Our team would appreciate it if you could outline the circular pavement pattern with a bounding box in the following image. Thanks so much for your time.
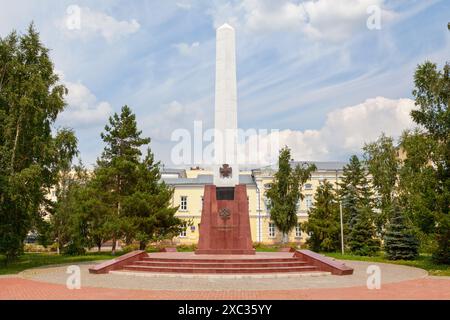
[19,260,428,291]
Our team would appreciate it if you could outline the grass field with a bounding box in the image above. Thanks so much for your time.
[0,252,119,275]
[324,252,450,276]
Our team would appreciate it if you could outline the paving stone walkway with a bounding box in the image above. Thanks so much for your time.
[1,260,449,300]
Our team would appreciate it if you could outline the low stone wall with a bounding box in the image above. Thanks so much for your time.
[294,250,354,275]
[89,250,148,274]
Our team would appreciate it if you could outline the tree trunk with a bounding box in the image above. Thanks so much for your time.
[139,241,146,251]
[111,236,116,255]
[282,232,288,244]
[10,113,22,172]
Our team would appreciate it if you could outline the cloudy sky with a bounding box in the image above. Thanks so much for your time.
[1,0,449,167]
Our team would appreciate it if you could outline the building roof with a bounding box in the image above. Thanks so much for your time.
[161,168,187,178]
[290,161,347,171]
[162,174,255,186]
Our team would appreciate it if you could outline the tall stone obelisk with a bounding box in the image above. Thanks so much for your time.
[213,23,239,187]
[196,24,255,255]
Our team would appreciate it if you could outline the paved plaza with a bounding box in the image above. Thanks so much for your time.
[1,259,449,300]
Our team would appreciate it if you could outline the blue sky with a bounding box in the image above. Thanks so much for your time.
[0,0,449,167]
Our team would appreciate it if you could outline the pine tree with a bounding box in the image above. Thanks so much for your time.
[338,155,372,229]
[348,207,380,256]
[95,105,150,254]
[384,204,419,260]
[303,180,340,252]
[266,147,315,243]
[93,106,183,252]
[121,148,183,250]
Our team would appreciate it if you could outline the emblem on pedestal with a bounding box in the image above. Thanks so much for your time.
[220,164,232,178]
[219,208,231,220]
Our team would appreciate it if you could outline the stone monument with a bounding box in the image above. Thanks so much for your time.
[196,24,255,255]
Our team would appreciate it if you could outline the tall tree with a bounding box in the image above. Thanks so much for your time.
[410,61,450,263]
[363,134,400,231]
[303,180,341,252]
[266,147,316,243]
[0,25,76,260]
[338,155,374,229]
[348,207,380,256]
[96,105,150,254]
[384,203,419,260]
[121,148,183,250]
[94,105,183,252]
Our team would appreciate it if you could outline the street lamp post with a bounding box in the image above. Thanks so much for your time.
[339,201,344,255]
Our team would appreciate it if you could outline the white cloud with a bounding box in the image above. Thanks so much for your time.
[173,41,200,55]
[57,72,112,128]
[144,100,205,141]
[209,0,395,42]
[60,6,140,42]
[176,2,192,10]
[244,96,416,163]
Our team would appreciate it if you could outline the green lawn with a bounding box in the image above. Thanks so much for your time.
[324,252,450,276]
[0,252,119,275]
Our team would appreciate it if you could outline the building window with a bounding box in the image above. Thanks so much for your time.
[268,223,276,238]
[304,183,312,190]
[295,224,302,238]
[180,196,187,211]
[305,195,313,210]
[265,198,272,212]
[180,228,187,237]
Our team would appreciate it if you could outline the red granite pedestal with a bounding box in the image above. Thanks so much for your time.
[196,184,255,255]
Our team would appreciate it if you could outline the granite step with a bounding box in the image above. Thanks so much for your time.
[141,257,300,263]
[133,260,309,268]
[122,265,318,274]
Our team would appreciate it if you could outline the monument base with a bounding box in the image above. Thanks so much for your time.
[196,184,255,255]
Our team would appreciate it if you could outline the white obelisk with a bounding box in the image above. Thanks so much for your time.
[213,23,239,187]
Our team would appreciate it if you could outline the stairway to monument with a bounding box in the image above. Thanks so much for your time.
[89,250,354,275]
[120,255,319,274]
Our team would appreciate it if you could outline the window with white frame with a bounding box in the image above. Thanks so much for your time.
[295,224,302,238]
[305,195,313,209]
[179,228,187,237]
[268,222,276,238]
[180,196,187,211]
[304,183,312,190]
[265,198,272,212]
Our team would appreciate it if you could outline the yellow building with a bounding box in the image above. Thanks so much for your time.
[162,161,345,245]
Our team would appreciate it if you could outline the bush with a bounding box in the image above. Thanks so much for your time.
[176,244,197,252]
[121,244,140,253]
[24,244,53,253]
[62,242,86,256]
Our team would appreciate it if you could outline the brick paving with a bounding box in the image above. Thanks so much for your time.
[0,276,449,300]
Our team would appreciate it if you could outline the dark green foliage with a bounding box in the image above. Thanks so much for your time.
[0,25,77,261]
[384,205,419,260]
[303,180,340,252]
[363,134,400,232]
[348,207,380,256]
[409,61,450,263]
[91,106,184,252]
[339,155,374,228]
[266,147,316,243]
